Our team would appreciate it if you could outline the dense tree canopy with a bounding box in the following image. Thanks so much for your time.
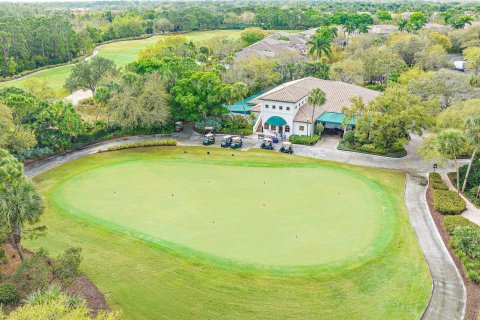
[171,71,229,121]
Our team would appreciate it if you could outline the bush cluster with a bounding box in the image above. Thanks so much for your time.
[194,116,253,135]
[451,226,480,283]
[337,140,407,158]
[105,139,177,152]
[289,134,320,146]
[15,147,53,162]
[53,247,82,285]
[220,116,253,135]
[0,248,8,264]
[429,172,449,190]
[453,158,480,206]
[444,215,479,235]
[432,190,466,215]
[0,284,20,304]
[194,117,223,133]
[8,247,84,300]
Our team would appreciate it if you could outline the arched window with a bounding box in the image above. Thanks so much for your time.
[264,123,269,130]
[285,125,290,133]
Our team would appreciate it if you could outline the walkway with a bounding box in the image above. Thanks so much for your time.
[441,173,480,226]
[405,175,466,320]
[24,134,468,320]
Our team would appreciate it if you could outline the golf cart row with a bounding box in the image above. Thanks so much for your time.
[261,138,293,154]
[220,135,243,149]
[203,133,243,149]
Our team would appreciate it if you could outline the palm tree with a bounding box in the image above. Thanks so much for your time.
[398,19,409,32]
[451,15,473,29]
[437,129,467,192]
[0,178,45,260]
[307,88,326,136]
[229,82,249,118]
[462,116,480,192]
[308,35,332,61]
[344,21,356,44]
[358,24,370,34]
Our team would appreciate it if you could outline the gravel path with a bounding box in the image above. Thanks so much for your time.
[24,133,468,320]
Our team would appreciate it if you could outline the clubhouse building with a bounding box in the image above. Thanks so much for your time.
[249,77,380,138]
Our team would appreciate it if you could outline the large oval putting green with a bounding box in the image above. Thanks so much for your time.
[50,147,395,269]
[31,147,431,319]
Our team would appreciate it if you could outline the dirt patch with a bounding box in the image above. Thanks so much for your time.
[0,243,22,275]
[427,187,480,320]
[65,275,110,316]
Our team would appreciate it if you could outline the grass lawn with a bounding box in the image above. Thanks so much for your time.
[27,147,431,319]
[0,30,243,98]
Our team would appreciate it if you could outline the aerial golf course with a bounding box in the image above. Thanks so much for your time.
[0,30,244,98]
[27,147,431,319]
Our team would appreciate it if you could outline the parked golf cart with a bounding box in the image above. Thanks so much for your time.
[279,141,293,154]
[175,121,184,132]
[203,133,215,146]
[204,126,215,134]
[230,136,243,149]
[221,135,233,148]
[260,138,274,150]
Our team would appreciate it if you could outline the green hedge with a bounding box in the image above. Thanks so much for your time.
[444,215,479,235]
[337,140,407,158]
[289,134,320,146]
[104,139,177,152]
[429,173,449,190]
[432,190,466,215]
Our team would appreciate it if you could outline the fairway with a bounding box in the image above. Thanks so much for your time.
[28,147,431,319]
[0,30,243,98]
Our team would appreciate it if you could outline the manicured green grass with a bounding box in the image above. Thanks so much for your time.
[0,30,243,98]
[27,147,431,320]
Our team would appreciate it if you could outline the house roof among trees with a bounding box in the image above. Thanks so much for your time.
[235,32,309,60]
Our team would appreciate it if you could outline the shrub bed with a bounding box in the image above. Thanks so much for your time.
[105,139,177,152]
[289,134,320,146]
[194,116,253,136]
[432,190,467,215]
[0,284,20,303]
[451,158,480,207]
[451,226,480,283]
[337,140,407,158]
[444,215,479,235]
[429,172,449,190]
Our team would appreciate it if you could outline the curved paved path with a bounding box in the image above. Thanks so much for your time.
[405,175,465,320]
[24,134,467,320]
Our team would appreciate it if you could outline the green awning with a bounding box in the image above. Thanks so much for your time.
[223,90,267,114]
[317,112,355,126]
[266,116,287,126]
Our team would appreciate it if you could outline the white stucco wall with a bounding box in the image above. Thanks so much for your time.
[292,121,314,136]
[259,97,309,138]
[260,100,296,138]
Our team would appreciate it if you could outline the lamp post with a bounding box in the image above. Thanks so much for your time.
[433,163,438,173]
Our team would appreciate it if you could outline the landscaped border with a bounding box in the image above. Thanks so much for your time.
[426,185,480,320]
[337,140,407,158]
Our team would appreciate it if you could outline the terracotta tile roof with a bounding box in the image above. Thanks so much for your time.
[235,32,309,60]
[258,84,309,103]
[249,104,261,112]
[251,77,381,123]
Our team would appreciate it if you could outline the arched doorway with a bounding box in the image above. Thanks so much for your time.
[265,116,287,137]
